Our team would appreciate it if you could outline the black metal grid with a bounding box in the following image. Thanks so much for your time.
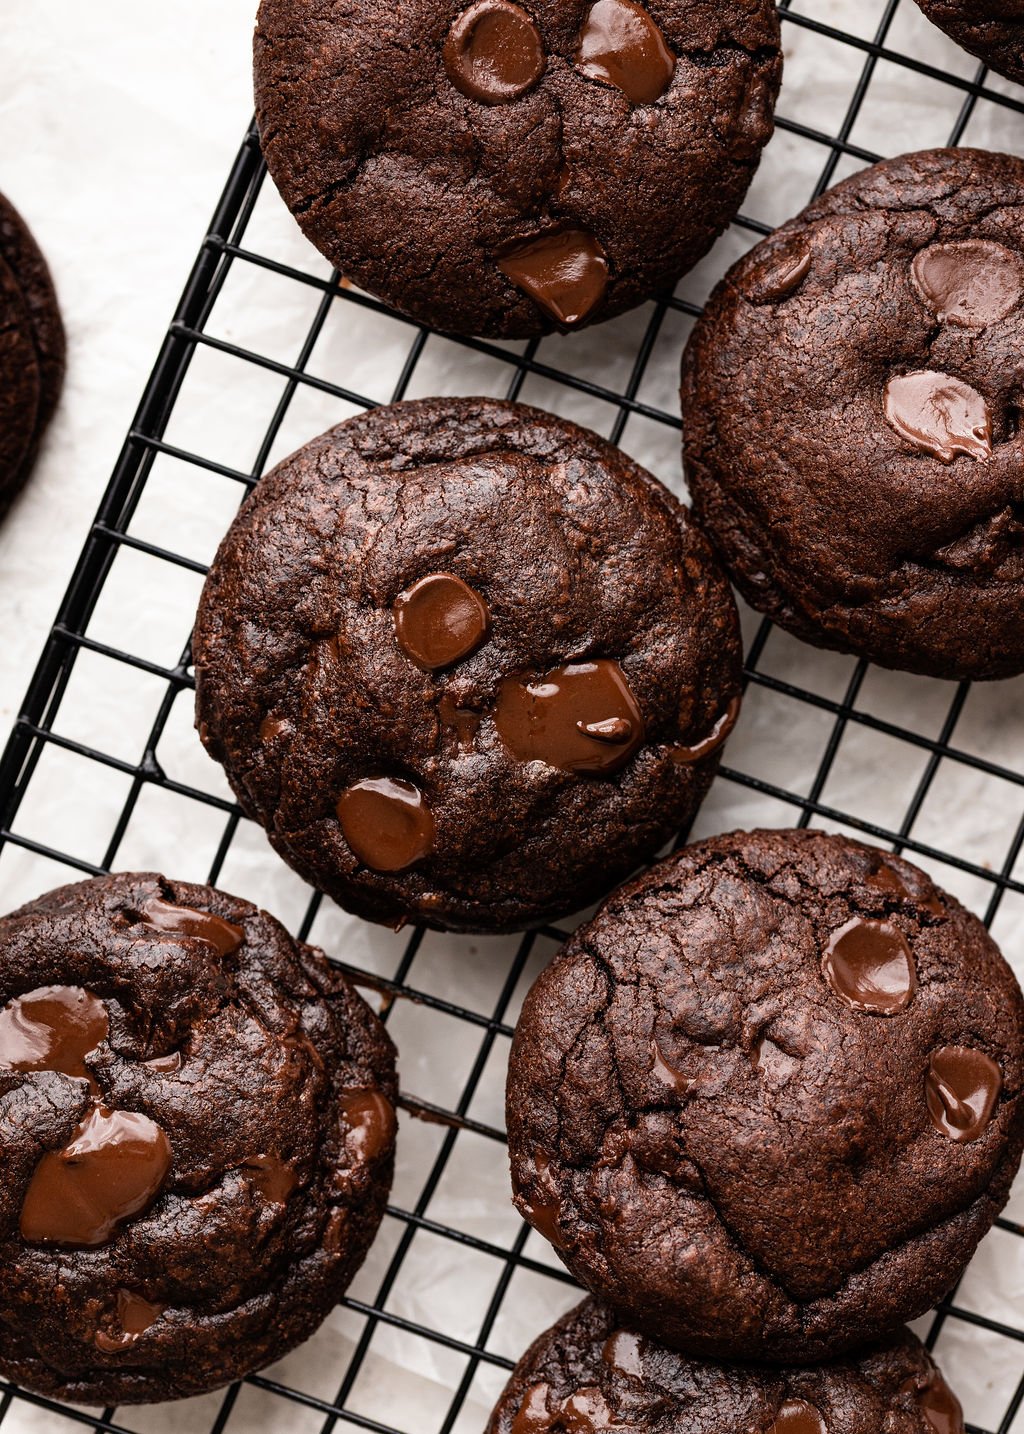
[1,1,1023,1430]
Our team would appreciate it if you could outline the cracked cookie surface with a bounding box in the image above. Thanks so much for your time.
[914,1,1024,85]
[0,872,397,1404]
[506,828,1024,1362]
[193,398,742,934]
[0,191,64,514]
[681,148,1024,679]
[254,0,781,337]
[486,1298,965,1433]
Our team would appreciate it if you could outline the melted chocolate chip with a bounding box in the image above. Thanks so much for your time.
[141,896,245,958]
[901,1369,965,1434]
[926,1046,1002,1143]
[21,1105,172,1248]
[241,1153,298,1204]
[521,1153,565,1248]
[444,0,545,105]
[601,1329,643,1378]
[337,776,436,872]
[0,985,108,1081]
[559,1387,616,1431]
[746,237,813,303]
[884,371,992,464]
[576,0,675,104]
[339,1089,397,1164]
[438,695,482,751]
[393,572,490,670]
[260,715,291,742]
[672,694,742,764]
[822,917,916,1015]
[498,229,609,327]
[94,1290,165,1352]
[495,659,645,775]
[511,1384,553,1434]
[754,1034,802,1082]
[145,1051,183,1074]
[770,1401,827,1434]
[867,862,945,918]
[650,1037,691,1094]
[912,240,1023,328]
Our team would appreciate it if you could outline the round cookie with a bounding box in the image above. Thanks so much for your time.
[914,1,1024,86]
[487,1299,965,1433]
[254,0,782,338]
[193,399,742,934]
[506,828,1024,1363]
[0,872,397,1404]
[681,148,1024,680]
[0,191,64,512]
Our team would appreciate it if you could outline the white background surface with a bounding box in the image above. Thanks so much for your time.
[0,0,256,730]
[0,4,1023,1432]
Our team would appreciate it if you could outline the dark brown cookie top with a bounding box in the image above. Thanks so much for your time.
[506,829,1024,1363]
[487,1299,965,1434]
[681,148,1024,680]
[254,0,781,337]
[193,399,742,934]
[915,1,1024,85]
[0,873,397,1405]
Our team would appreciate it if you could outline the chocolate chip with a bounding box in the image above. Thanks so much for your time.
[0,986,108,1082]
[336,776,436,873]
[393,572,490,670]
[576,0,676,104]
[912,239,1023,327]
[926,1046,1002,1143]
[141,896,245,958]
[497,229,609,327]
[444,0,545,105]
[339,1089,398,1164]
[495,659,645,775]
[883,370,992,464]
[822,917,916,1015]
[21,1105,172,1248]
[770,1401,827,1434]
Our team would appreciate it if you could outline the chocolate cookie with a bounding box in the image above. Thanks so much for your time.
[193,399,742,934]
[0,191,64,512]
[681,148,1024,680]
[487,1299,965,1433]
[254,0,781,338]
[507,828,1024,1363]
[915,2,1024,86]
[0,872,397,1404]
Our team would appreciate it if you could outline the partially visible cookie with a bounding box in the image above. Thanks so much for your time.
[193,398,742,934]
[254,0,782,337]
[0,872,397,1405]
[0,191,64,512]
[0,253,41,504]
[487,1299,965,1433]
[915,1,1024,85]
[681,148,1024,679]
[507,828,1024,1362]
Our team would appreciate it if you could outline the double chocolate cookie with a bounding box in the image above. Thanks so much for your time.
[487,1299,965,1433]
[507,829,1024,1362]
[193,399,742,934]
[0,873,397,1404]
[0,191,64,513]
[254,0,781,337]
[914,2,1024,86]
[681,148,1024,679]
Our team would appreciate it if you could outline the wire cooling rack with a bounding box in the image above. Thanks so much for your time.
[2,2,1024,1431]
